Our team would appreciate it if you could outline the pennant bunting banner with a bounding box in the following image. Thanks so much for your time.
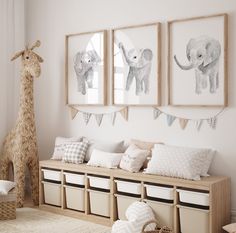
[179,118,188,130]
[70,107,79,120]
[167,115,176,126]
[83,112,91,125]
[153,108,162,120]
[95,114,103,126]
[120,107,128,121]
[207,117,217,129]
[195,120,203,131]
[111,112,116,126]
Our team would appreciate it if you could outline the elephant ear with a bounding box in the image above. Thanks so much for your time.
[73,51,82,65]
[89,50,101,64]
[203,39,221,66]
[142,49,153,61]
[186,38,195,61]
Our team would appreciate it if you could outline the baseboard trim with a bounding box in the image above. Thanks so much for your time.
[231,210,236,223]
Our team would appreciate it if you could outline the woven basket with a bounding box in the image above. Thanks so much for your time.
[142,220,173,233]
[0,189,16,220]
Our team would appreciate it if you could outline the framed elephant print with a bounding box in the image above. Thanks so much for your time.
[65,30,107,105]
[168,14,228,106]
[112,23,161,106]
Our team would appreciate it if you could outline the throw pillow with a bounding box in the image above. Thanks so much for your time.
[0,180,16,195]
[62,141,89,164]
[87,149,123,169]
[146,144,212,180]
[85,140,125,162]
[119,144,149,172]
[51,136,82,160]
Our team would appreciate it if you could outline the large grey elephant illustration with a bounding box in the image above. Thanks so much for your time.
[74,49,101,95]
[119,42,153,96]
[174,35,221,94]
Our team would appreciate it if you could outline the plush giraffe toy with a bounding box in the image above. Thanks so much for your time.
[0,40,43,207]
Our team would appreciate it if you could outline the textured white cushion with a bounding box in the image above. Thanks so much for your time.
[111,201,155,233]
[201,149,215,176]
[85,140,125,162]
[146,144,212,180]
[119,144,149,172]
[62,141,89,164]
[0,180,16,195]
[87,149,123,169]
[51,136,82,160]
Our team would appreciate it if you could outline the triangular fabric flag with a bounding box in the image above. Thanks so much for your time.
[120,107,128,121]
[207,117,217,129]
[95,114,103,126]
[70,107,79,120]
[195,119,203,131]
[153,108,162,120]
[111,112,116,126]
[83,112,91,125]
[166,115,176,126]
[179,118,188,130]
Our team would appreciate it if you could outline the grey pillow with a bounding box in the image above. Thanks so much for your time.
[85,139,125,162]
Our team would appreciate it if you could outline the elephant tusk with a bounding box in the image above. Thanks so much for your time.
[174,55,194,70]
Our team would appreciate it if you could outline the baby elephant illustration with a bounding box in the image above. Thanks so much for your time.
[119,42,153,95]
[74,50,101,95]
[174,35,221,94]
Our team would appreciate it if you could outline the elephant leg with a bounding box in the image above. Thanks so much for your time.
[28,157,39,206]
[81,76,86,95]
[209,72,217,93]
[0,157,10,180]
[135,78,142,96]
[14,161,26,208]
[86,69,94,88]
[125,68,135,91]
[195,70,202,94]
[143,76,150,94]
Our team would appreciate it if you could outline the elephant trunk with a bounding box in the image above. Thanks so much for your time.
[174,55,194,70]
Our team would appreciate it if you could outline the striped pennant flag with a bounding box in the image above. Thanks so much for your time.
[153,108,162,120]
[95,114,103,126]
[207,117,217,129]
[195,119,203,131]
[83,112,91,125]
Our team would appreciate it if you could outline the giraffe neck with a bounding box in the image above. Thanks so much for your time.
[16,71,36,127]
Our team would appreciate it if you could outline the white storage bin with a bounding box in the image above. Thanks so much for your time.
[144,184,174,200]
[42,169,61,182]
[115,194,141,220]
[64,172,85,186]
[43,181,61,206]
[178,205,209,233]
[177,189,209,206]
[88,176,110,190]
[145,199,174,229]
[65,186,85,211]
[115,180,141,195]
[88,190,110,217]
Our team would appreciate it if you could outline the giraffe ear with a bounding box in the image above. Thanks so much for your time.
[11,50,24,61]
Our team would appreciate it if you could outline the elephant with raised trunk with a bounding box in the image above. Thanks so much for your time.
[74,49,101,95]
[119,42,153,96]
[174,35,221,94]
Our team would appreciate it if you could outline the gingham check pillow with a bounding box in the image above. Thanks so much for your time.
[63,142,89,164]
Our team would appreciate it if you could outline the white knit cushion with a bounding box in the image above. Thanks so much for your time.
[0,180,16,195]
[119,144,149,172]
[51,136,82,160]
[146,144,212,180]
[62,141,89,164]
[85,140,125,162]
[87,149,123,169]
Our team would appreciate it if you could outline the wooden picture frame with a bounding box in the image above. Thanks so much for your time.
[112,23,161,106]
[65,30,107,106]
[167,14,228,107]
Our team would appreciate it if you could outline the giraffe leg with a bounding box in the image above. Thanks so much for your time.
[28,157,39,206]
[0,157,10,180]
[14,161,26,208]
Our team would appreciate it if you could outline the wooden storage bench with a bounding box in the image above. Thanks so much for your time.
[39,160,231,233]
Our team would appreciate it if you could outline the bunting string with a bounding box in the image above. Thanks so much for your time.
[69,106,128,126]
[153,107,225,130]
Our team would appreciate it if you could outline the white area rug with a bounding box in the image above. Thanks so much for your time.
[0,208,111,233]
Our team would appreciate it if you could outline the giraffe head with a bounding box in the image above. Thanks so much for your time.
[11,40,43,78]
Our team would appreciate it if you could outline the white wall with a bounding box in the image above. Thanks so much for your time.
[25,0,236,216]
